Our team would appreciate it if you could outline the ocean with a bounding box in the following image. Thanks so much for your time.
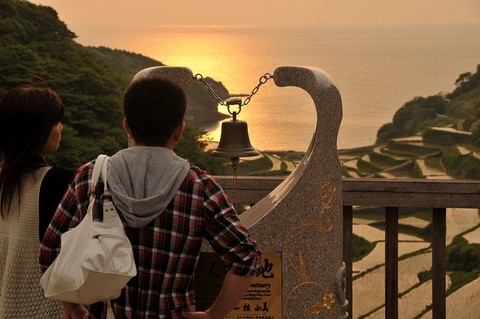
[81,24,480,151]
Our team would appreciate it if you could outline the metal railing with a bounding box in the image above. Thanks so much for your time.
[214,176,480,319]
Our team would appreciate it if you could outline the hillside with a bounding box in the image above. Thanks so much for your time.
[86,46,230,125]
[0,0,229,168]
[339,64,480,179]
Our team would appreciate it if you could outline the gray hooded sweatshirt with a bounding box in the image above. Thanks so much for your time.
[106,146,190,228]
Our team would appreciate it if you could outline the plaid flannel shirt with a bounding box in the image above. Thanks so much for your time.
[39,161,261,318]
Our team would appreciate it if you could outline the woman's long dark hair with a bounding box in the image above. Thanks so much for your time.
[0,84,65,218]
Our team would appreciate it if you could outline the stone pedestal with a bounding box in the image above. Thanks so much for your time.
[240,66,347,318]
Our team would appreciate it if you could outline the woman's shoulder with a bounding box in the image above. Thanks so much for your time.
[43,166,77,186]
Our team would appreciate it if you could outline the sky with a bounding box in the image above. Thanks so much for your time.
[30,0,480,31]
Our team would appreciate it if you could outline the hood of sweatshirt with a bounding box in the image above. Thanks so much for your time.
[106,146,190,228]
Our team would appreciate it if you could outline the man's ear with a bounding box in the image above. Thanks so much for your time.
[174,121,186,143]
[123,118,134,140]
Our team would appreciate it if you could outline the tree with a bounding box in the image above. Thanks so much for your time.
[376,95,448,143]
[448,64,480,99]
[176,126,229,175]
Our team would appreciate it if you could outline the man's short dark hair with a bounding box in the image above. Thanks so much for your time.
[123,78,187,146]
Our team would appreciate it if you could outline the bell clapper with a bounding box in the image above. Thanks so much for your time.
[230,157,239,210]
[231,157,240,171]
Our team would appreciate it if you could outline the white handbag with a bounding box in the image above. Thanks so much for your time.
[40,155,137,312]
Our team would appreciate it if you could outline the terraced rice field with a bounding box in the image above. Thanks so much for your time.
[415,159,452,179]
[446,208,480,244]
[352,209,480,318]
[370,276,452,319]
[420,277,480,318]
[353,252,448,318]
[400,216,430,228]
[463,227,480,244]
[265,154,282,171]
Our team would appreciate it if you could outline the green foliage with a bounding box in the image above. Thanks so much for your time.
[238,156,274,176]
[377,64,480,145]
[441,147,480,179]
[376,95,449,143]
[0,0,75,45]
[0,0,129,168]
[448,64,480,99]
[445,234,480,294]
[417,270,432,282]
[87,46,164,78]
[358,64,480,179]
[352,234,375,262]
[175,126,229,175]
[447,235,480,272]
[448,271,480,294]
[423,127,473,144]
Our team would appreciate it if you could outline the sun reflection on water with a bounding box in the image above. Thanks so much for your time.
[129,26,259,94]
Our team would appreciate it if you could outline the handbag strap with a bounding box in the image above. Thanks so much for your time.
[100,156,111,196]
[89,155,122,227]
[91,154,109,192]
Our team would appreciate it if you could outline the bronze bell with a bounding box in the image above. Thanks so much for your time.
[212,119,260,158]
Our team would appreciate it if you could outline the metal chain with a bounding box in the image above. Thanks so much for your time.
[194,73,273,108]
[242,73,273,106]
[194,73,226,106]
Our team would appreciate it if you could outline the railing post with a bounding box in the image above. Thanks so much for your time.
[343,205,353,319]
[385,206,399,319]
[432,207,446,318]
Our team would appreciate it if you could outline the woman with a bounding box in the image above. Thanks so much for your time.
[0,84,75,318]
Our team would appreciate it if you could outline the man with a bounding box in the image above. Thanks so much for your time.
[40,75,261,319]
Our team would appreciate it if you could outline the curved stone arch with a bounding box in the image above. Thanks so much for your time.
[241,66,346,318]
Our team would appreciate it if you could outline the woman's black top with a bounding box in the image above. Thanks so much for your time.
[39,166,76,241]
